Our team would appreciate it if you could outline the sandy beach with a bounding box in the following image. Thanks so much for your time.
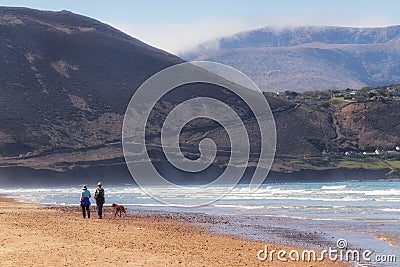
[0,197,349,267]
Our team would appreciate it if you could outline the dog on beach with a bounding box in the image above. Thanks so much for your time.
[112,203,126,217]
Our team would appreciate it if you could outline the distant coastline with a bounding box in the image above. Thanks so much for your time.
[0,163,396,186]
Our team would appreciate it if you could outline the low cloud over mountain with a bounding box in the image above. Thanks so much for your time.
[184,26,400,91]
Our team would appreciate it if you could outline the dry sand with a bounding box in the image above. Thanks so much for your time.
[0,198,349,267]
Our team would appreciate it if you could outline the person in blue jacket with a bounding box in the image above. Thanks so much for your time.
[80,185,91,219]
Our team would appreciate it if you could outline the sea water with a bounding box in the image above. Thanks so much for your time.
[1,181,399,266]
[1,181,398,221]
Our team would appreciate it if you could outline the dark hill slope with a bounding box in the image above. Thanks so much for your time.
[0,7,182,155]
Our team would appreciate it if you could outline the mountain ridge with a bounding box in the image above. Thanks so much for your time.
[184,25,400,92]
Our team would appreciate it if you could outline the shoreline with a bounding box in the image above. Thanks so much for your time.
[0,197,349,266]
[0,163,397,186]
[3,187,398,266]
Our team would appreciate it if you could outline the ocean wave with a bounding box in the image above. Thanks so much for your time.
[213,204,265,210]
[380,208,400,212]
[121,203,168,207]
[321,185,347,190]
[364,189,400,196]
[379,198,400,202]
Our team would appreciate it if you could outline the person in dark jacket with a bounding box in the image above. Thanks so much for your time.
[94,182,105,219]
[80,185,91,219]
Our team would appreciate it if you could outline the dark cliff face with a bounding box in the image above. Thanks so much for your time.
[185,26,400,92]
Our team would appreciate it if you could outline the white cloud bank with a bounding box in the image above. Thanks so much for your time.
[108,12,399,55]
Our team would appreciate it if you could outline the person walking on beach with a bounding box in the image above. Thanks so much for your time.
[94,182,105,219]
[80,185,91,219]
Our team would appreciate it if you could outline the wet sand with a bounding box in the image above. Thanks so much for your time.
[0,198,349,266]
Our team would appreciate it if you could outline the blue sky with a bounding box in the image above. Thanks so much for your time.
[1,0,399,54]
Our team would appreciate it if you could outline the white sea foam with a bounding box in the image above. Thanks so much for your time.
[379,198,400,202]
[364,189,400,196]
[121,203,168,207]
[380,208,400,212]
[321,185,347,190]
[213,204,265,210]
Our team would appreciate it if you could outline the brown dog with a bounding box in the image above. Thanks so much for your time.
[112,203,126,217]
